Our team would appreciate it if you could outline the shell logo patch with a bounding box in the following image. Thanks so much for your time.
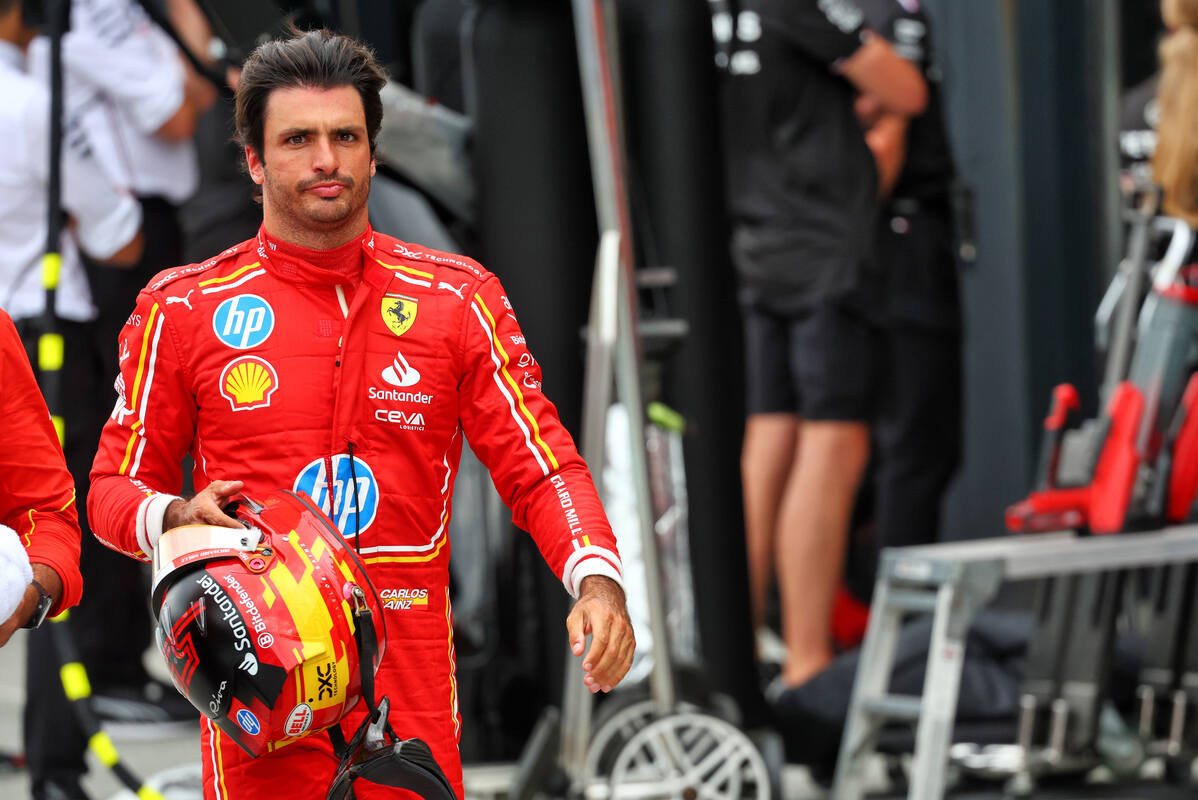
[220,356,279,411]
[381,294,418,337]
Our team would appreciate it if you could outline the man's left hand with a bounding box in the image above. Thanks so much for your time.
[566,575,635,693]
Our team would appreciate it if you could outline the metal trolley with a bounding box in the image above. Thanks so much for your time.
[541,2,773,799]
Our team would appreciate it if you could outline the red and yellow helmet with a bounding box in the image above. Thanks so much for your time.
[150,490,385,756]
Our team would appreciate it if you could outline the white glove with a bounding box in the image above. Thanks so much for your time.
[0,524,33,624]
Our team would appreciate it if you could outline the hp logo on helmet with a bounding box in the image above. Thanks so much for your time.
[236,708,261,735]
[293,455,379,536]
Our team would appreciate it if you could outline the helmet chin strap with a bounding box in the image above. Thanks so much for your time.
[350,585,379,715]
[324,587,456,800]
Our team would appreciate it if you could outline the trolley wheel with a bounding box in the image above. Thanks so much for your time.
[607,712,770,800]
[583,698,702,784]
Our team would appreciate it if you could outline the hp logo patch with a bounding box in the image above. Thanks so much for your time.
[212,295,274,349]
[293,455,379,536]
[236,708,261,735]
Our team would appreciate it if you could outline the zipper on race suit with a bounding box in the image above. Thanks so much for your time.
[322,454,337,528]
[330,285,362,549]
[334,285,349,367]
[347,440,361,552]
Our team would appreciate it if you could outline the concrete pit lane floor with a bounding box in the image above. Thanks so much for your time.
[0,631,1194,799]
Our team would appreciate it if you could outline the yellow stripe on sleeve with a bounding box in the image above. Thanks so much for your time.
[21,488,75,549]
[119,303,159,476]
[128,305,160,410]
[474,295,559,470]
[375,260,434,280]
[198,261,261,287]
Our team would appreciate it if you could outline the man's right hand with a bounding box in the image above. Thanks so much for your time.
[163,480,246,531]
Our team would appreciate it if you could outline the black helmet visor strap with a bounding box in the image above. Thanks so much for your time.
[324,600,455,800]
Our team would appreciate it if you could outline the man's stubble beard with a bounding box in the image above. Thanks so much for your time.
[262,166,371,232]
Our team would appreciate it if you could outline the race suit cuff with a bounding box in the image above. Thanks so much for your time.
[565,556,624,599]
[137,493,183,555]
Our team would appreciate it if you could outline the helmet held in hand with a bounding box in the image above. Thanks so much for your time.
[150,490,384,757]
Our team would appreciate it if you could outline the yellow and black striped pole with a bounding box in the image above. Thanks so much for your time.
[50,612,166,800]
[36,1,164,797]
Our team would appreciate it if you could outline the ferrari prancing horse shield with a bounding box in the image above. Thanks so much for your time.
[381,294,418,337]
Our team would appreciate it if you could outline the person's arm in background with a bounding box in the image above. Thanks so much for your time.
[850,0,934,197]
[776,0,927,116]
[166,0,241,91]
[0,311,83,647]
[838,32,926,116]
[58,13,213,144]
[22,88,144,266]
[859,98,910,198]
[164,0,214,68]
[163,0,234,105]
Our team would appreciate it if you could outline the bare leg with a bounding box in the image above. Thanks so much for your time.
[741,413,800,633]
[776,419,870,687]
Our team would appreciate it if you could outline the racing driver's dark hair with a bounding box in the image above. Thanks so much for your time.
[234,27,387,165]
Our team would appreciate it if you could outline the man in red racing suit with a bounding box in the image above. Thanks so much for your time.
[88,29,633,800]
[0,310,83,641]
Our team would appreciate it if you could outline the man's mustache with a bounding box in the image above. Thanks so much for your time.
[297,174,356,190]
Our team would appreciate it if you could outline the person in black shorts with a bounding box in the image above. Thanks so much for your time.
[853,0,962,570]
[712,0,927,689]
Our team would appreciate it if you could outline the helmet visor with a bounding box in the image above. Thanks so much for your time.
[151,525,263,613]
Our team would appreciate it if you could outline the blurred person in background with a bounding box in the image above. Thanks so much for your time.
[0,0,149,795]
[713,0,927,691]
[851,0,961,577]
[14,0,209,795]
[1153,0,1198,227]
[165,0,265,263]
[28,0,214,372]
[1120,71,1158,192]
[0,308,85,647]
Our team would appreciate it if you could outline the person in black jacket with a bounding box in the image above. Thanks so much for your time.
[713,0,926,689]
[852,0,962,571]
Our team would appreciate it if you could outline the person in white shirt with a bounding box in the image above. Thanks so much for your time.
[0,2,182,798]
[0,9,142,320]
[27,0,212,369]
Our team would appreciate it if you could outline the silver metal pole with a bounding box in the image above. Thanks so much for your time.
[568,0,674,715]
[559,232,622,778]
[561,0,679,786]
[1088,0,1122,286]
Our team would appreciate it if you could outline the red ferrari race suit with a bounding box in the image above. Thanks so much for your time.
[88,226,624,799]
[0,310,83,616]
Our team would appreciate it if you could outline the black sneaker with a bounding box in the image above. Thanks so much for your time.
[91,679,198,740]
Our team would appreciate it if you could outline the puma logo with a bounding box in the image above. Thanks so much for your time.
[438,282,466,300]
[165,289,194,310]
